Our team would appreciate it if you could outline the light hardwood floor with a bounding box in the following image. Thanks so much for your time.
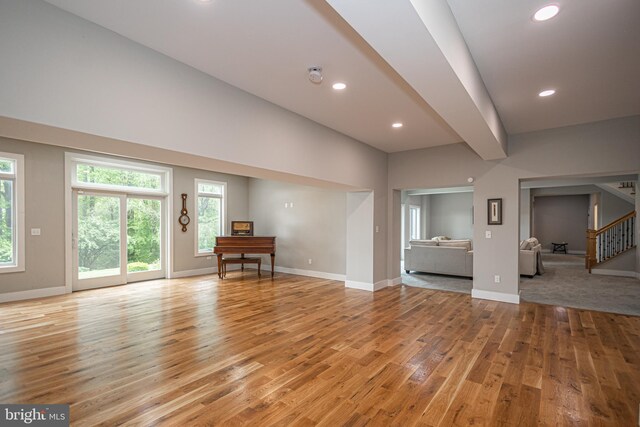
[1,272,639,426]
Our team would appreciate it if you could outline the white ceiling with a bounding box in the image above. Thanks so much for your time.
[42,0,640,153]
[447,0,640,134]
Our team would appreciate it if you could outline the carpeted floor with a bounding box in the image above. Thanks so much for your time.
[401,264,472,295]
[519,253,640,316]
[402,254,640,316]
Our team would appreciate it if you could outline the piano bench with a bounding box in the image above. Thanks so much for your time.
[221,257,262,278]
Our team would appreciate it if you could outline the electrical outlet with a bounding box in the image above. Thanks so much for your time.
[308,259,312,265]
[31,228,41,236]
[485,230,492,238]
[494,275,501,283]
[206,256,212,260]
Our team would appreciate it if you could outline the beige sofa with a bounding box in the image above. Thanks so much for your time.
[404,238,473,278]
[404,236,544,278]
[519,237,544,277]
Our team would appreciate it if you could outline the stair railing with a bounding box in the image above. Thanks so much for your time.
[586,210,636,272]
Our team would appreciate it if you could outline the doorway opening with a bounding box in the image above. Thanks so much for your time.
[400,186,474,294]
[519,174,639,315]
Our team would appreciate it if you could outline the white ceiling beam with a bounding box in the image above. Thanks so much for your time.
[325,0,507,160]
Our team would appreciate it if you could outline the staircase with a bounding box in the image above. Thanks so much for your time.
[586,211,636,273]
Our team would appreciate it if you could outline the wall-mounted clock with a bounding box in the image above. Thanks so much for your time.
[179,193,190,232]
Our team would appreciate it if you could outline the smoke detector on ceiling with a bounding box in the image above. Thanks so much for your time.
[308,66,323,84]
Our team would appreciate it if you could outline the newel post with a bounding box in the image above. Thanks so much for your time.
[586,229,597,273]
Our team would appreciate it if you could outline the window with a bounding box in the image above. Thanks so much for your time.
[195,179,225,255]
[76,164,161,191]
[0,152,25,272]
[70,154,169,194]
[409,205,421,240]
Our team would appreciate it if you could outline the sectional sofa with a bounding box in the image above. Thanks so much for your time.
[404,236,544,278]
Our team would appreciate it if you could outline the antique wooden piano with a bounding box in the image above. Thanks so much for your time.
[213,236,276,278]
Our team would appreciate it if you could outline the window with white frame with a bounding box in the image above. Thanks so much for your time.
[71,157,168,194]
[195,179,225,254]
[409,205,421,240]
[0,152,25,272]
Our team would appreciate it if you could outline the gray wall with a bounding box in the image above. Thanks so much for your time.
[388,116,640,297]
[428,192,473,239]
[0,136,250,294]
[533,195,589,253]
[600,190,634,226]
[0,0,389,285]
[248,179,346,275]
[593,248,636,273]
[0,138,65,293]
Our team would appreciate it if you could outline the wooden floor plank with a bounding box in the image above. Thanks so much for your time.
[0,273,639,426]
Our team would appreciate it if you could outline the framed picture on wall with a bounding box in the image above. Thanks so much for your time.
[487,198,502,225]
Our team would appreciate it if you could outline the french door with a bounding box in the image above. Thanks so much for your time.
[72,190,165,291]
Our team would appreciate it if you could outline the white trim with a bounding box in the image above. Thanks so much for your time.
[64,152,172,290]
[171,267,218,279]
[67,152,171,193]
[373,279,389,291]
[72,182,169,197]
[65,154,72,292]
[172,264,242,279]
[471,289,520,304]
[591,269,639,279]
[260,264,346,281]
[540,249,586,255]
[388,277,402,286]
[345,279,387,292]
[345,280,376,291]
[0,286,66,304]
[0,151,25,273]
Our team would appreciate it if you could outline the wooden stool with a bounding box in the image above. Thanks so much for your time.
[221,257,262,278]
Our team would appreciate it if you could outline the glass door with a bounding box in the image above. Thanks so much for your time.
[126,197,164,282]
[73,192,166,290]
[73,191,126,291]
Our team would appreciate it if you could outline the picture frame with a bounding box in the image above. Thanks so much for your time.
[487,198,502,225]
[231,221,254,236]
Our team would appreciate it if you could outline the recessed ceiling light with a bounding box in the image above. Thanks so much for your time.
[533,5,559,21]
[392,122,403,128]
[332,82,347,90]
[538,89,556,97]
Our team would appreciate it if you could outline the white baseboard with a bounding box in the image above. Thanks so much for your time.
[170,267,218,279]
[0,286,67,304]
[471,289,520,304]
[388,277,402,286]
[373,280,389,291]
[345,280,383,292]
[260,265,346,281]
[540,249,586,255]
[592,269,639,279]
